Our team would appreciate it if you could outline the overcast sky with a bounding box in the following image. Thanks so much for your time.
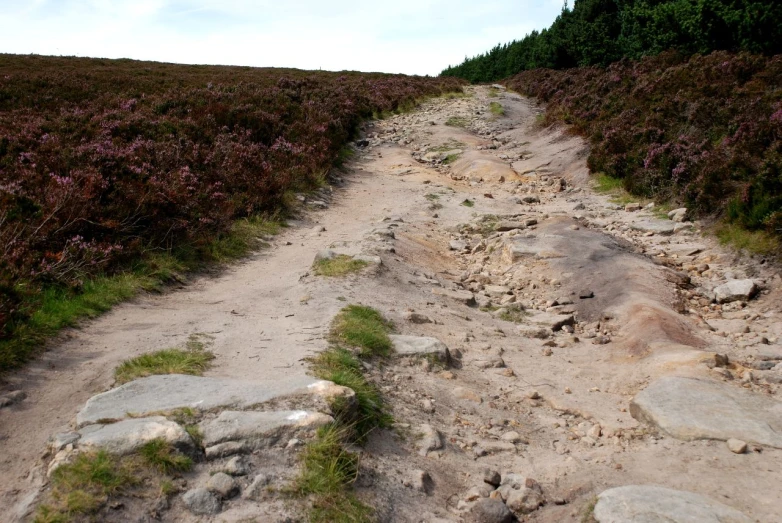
[0,0,563,76]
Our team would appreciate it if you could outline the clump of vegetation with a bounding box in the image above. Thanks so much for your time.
[506,51,782,250]
[443,153,461,165]
[489,101,505,116]
[114,338,215,385]
[427,139,465,153]
[0,54,464,372]
[445,116,468,127]
[461,199,475,207]
[487,87,500,98]
[295,304,394,522]
[138,439,193,475]
[498,308,529,324]
[329,305,393,358]
[312,255,369,277]
[441,0,782,82]
[294,424,372,523]
[36,440,192,522]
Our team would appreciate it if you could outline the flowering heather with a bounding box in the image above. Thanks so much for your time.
[506,51,782,241]
[0,54,463,348]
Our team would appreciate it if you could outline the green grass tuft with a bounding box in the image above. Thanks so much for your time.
[114,345,215,385]
[498,308,529,324]
[461,199,474,207]
[138,439,193,474]
[330,305,393,357]
[310,347,392,440]
[312,255,369,277]
[716,223,780,255]
[443,153,461,164]
[294,424,372,523]
[35,451,138,522]
[489,101,505,116]
[445,116,468,127]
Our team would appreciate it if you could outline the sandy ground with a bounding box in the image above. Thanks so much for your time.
[2,86,781,522]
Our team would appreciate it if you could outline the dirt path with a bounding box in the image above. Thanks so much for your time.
[2,86,781,522]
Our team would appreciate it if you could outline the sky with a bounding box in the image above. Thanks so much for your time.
[0,0,564,76]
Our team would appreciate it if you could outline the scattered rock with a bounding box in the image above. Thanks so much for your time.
[630,376,782,448]
[223,455,250,476]
[77,374,333,426]
[182,488,221,516]
[483,469,501,488]
[199,410,334,452]
[578,290,594,299]
[432,287,476,306]
[417,424,444,456]
[452,387,483,403]
[630,220,675,236]
[668,208,688,222]
[78,416,193,455]
[713,279,758,303]
[390,335,451,363]
[405,311,433,324]
[408,469,434,494]
[594,485,752,523]
[243,473,271,500]
[0,390,26,408]
[469,498,514,523]
[497,474,545,515]
[727,438,748,454]
[625,203,641,212]
[207,472,239,499]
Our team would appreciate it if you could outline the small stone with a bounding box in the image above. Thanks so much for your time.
[453,387,483,403]
[410,469,434,494]
[243,473,271,500]
[469,498,513,523]
[501,431,523,443]
[182,488,221,515]
[0,390,26,408]
[405,311,433,324]
[592,335,611,345]
[578,290,594,299]
[564,387,572,394]
[417,424,443,455]
[587,425,602,439]
[727,438,748,454]
[528,390,541,400]
[207,472,239,499]
[223,456,249,476]
[625,203,641,212]
[483,469,501,487]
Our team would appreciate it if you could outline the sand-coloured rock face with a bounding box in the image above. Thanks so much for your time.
[630,376,782,448]
[594,485,752,523]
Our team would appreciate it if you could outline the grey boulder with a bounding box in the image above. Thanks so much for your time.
[713,279,758,303]
[630,376,782,448]
[594,485,752,522]
[182,487,221,515]
[78,416,193,455]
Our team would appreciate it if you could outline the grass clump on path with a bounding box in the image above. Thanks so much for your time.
[489,101,505,116]
[295,304,394,522]
[35,440,192,523]
[312,255,369,277]
[114,338,215,385]
[445,116,468,127]
[294,423,372,523]
[330,305,393,358]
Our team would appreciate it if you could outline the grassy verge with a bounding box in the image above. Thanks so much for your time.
[312,255,369,277]
[489,101,505,116]
[35,440,192,523]
[294,304,394,522]
[329,305,393,358]
[1,215,283,374]
[715,223,780,256]
[114,340,215,385]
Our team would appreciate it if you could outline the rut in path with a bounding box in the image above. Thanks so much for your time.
[2,85,781,522]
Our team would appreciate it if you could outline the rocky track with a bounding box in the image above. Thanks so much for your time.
[2,86,781,522]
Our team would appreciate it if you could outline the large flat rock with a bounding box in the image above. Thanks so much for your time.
[594,485,752,523]
[78,416,193,455]
[525,311,575,332]
[390,335,450,362]
[630,376,782,448]
[77,374,325,427]
[630,220,675,236]
[200,410,332,449]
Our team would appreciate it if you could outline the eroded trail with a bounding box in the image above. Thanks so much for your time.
[2,86,781,522]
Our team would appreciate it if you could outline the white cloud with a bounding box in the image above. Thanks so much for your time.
[0,0,562,75]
